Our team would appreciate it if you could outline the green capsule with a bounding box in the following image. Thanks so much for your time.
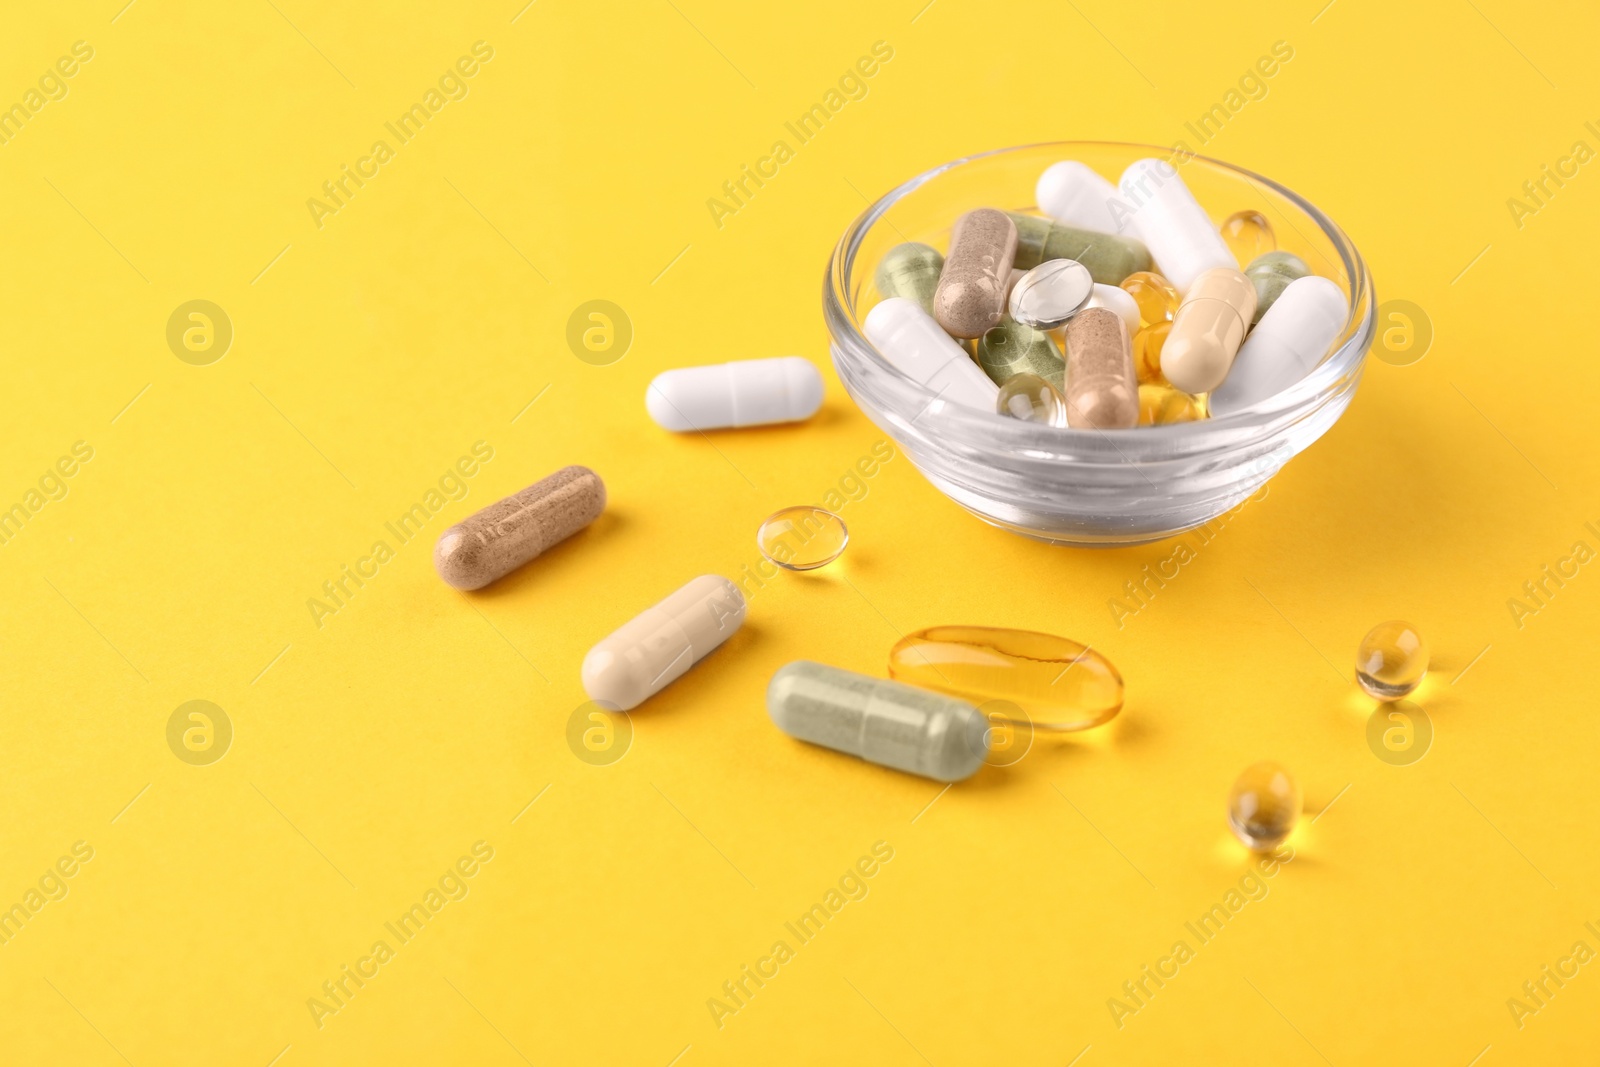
[874,242,945,316]
[978,315,1065,388]
[1006,212,1151,284]
[1244,251,1311,324]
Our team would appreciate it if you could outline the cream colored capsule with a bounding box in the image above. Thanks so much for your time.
[1160,267,1257,394]
[1064,307,1137,429]
[582,575,745,711]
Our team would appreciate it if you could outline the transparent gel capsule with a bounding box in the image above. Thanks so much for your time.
[1138,384,1204,426]
[1133,321,1170,384]
[757,506,848,571]
[1227,761,1301,851]
[1355,620,1429,700]
[1119,271,1179,329]
[1008,259,1094,330]
[996,373,1068,428]
[887,625,1123,731]
[1221,210,1276,263]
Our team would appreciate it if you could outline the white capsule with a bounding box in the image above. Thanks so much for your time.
[1036,161,1125,235]
[1118,158,1234,293]
[646,357,823,432]
[582,575,745,711]
[1082,283,1140,335]
[1210,277,1347,416]
[862,297,999,411]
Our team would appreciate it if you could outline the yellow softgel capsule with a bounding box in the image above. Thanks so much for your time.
[1220,209,1275,264]
[1355,620,1429,700]
[887,625,1122,731]
[1118,271,1179,329]
[1138,384,1204,426]
[1132,321,1170,384]
[1227,761,1301,851]
[757,506,848,571]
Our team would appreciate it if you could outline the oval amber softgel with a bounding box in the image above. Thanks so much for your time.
[757,506,848,572]
[1227,761,1301,851]
[1119,271,1179,329]
[1138,384,1204,426]
[1132,323,1171,385]
[1355,620,1429,700]
[887,626,1123,731]
[1220,210,1276,264]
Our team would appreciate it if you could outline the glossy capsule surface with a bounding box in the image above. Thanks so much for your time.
[887,626,1122,731]
[1160,267,1256,394]
[1132,322,1170,384]
[934,208,1017,338]
[1244,251,1311,324]
[1064,307,1137,429]
[646,357,823,432]
[874,242,944,315]
[1220,209,1276,263]
[978,317,1065,387]
[1006,212,1151,283]
[1118,158,1234,292]
[1119,271,1180,329]
[582,575,745,711]
[1356,621,1429,700]
[863,297,998,410]
[434,466,605,590]
[995,373,1068,427]
[1228,761,1301,851]
[756,506,848,571]
[767,661,990,782]
[1138,384,1204,426]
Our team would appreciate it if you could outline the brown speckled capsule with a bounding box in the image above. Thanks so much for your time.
[934,208,1017,339]
[1064,308,1137,430]
[434,466,605,590]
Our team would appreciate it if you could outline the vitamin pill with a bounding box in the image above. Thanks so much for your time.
[1227,761,1301,851]
[1063,307,1137,430]
[1009,259,1094,330]
[1119,271,1179,328]
[978,317,1065,387]
[1355,621,1428,700]
[756,506,848,571]
[766,661,989,782]
[887,626,1122,731]
[1008,212,1151,283]
[1138,384,1204,426]
[434,466,605,590]
[863,297,999,410]
[874,242,945,315]
[1036,161,1124,234]
[1132,322,1170,384]
[646,357,824,432]
[996,373,1068,427]
[934,208,1017,339]
[1244,250,1312,324]
[1160,267,1257,394]
[1221,209,1275,263]
[1118,158,1234,292]
[1210,276,1346,417]
[1083,283,1140,335]
[582,575,745,711]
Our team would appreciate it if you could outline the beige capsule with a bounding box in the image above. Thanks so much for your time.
[583,575,746,711]
[934,208,1018,339]
[1160,267,1257,393]
[434,466,605,590]
[1063,307,1137,429]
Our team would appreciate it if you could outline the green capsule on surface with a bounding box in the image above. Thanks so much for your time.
[1244,250,1311,324]
[1006,212,1151,284]
[978,315,1065,388]
[873,242,945,316]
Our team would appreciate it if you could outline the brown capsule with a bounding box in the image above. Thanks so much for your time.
[434,466,606,590]
[934,208,1018,339]
[1064,307,1137,430]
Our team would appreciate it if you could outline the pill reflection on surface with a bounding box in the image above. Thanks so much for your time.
[582,575,746,711]
[434,465,605,590]
[766,660,990,782]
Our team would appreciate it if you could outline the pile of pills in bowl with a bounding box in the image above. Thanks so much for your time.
[867,158,1349,428]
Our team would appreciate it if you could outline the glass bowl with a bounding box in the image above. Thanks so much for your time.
[823,141,1375,546]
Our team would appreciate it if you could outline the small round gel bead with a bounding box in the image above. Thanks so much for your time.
[1221,210,1276,264]
[1137,384,1203,426]
[1132,322,1170,384]
[1119,271,1179,329]
[1228,761,1301,851]
[757,506,848,572]
[996,373,1068,427]
[1355,620,1429,700]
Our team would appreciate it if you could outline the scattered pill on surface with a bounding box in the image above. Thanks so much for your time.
[887,625,1123,731]
[434,466,605,591]
[646,357,824,432]
[766,660,990,782]
[1355,621,1429,700]
[582,575,746,712]
[756,506,848,571]
[1228,761,1301,851]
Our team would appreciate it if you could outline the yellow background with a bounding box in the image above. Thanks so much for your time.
[2,0,1596,1062]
